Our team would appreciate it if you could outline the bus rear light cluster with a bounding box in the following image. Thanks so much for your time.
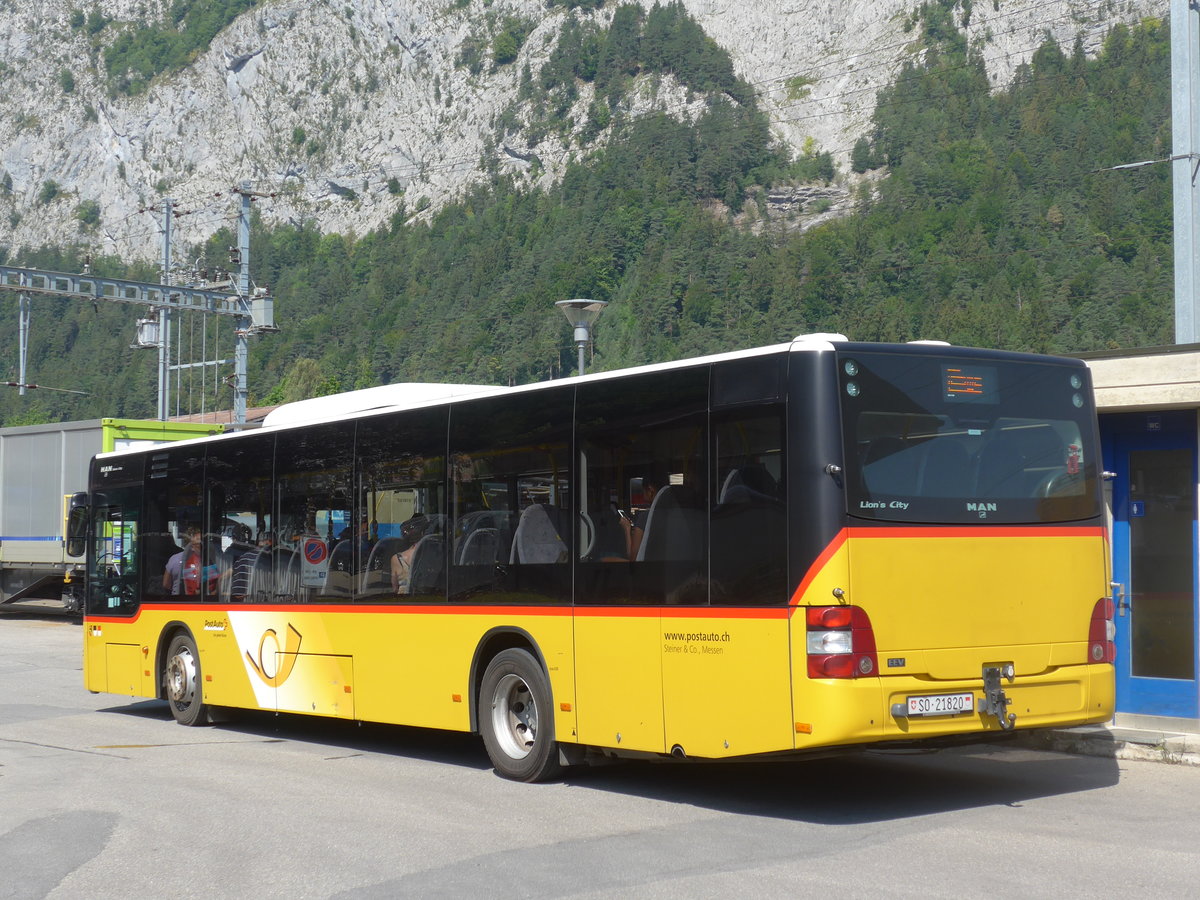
[1089,597,1116,663]
[806,606,878,679]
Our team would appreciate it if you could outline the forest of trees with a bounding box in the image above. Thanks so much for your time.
[0,1,1176,425]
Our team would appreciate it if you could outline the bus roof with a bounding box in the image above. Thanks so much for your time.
[260,383,507,429]
[97,335,1083,457]
[258,340,808,430]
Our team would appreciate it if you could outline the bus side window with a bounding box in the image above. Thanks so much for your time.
[356,407,448,602]
[576,367,709,606]
[449,390,573,605]
[143,446,203,600]
[711,411,786,606]
[203,432,275,604]
[272,421,354,603]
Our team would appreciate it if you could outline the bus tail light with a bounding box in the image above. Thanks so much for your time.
[1089,597,1116,663]
[807,606,878,679]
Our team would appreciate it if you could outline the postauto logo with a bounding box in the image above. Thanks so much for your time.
[245,622,303,687]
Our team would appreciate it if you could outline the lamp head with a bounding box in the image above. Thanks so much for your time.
[555,299,608,328]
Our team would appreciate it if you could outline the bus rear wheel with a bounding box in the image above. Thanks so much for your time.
[164,634,209,726]
[479,648,561,782]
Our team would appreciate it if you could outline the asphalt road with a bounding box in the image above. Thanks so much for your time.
[2,615,1197,899]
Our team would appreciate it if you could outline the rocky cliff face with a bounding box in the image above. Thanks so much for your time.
[0,0,1152,263]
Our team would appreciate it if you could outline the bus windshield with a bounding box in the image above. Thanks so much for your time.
[839,351,1100,524]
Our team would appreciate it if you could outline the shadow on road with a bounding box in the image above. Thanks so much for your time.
[98,700,490,772]
[564,743,1121,824]
[97,699,1118,823]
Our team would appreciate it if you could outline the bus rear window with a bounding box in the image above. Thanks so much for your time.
[840,352,1100,524]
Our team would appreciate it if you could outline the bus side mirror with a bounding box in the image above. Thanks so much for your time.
[66,492,88,558]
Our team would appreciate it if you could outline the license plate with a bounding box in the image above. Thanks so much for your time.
[907,692,974,717]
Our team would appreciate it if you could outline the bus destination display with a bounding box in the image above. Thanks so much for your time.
[943,365,997,403]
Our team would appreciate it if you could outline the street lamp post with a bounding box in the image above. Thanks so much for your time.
[555,298,608,376]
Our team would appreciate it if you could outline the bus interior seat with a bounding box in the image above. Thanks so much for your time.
[361,536,405,594]
[244,549,273,602]
[718,464,778,505]
[322,540,353,598]
[272,549,300,601]
[323,569,353,599]
[916,439,972,498]
[718,468,741,504]
[581,505,626,561]
[1021,425,1067,470]
[408,534,445,595]
[510,504,567,564]
[975,428,1064,497]
[457,527,499,566]
[454,510,503,561]
[636,485,704,562]
[328,540,352,572]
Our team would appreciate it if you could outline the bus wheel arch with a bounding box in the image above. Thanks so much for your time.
[161,626,210,726]
[471,630,561,782]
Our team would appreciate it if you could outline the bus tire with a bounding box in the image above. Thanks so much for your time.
[479,648,561,782]
[164,633,209,726]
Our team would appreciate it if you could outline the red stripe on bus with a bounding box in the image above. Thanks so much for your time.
[845,525,1106,539]
[86,602,790,622]
[788,529,849,607]
[575,606,789,620]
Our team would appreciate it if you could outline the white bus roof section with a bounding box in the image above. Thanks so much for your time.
[267,341,845,428]
[790,332,848,351]
[262,383,505,428]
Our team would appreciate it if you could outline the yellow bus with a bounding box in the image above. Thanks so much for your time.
[73,336,1115,781]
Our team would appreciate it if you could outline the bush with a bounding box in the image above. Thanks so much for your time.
[38,180,60,205]
[493,18,533,68]
[76,200,101,227]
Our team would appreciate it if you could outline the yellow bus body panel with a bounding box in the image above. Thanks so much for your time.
[791,527,1115,749]
[846,527,1109,669]
[660,611,794,758]
[85,606,576,738]
[574,611,664,752]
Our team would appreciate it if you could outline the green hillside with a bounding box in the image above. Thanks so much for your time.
[0,2,1174,425]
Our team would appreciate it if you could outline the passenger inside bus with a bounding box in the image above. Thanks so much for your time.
[162,525,202,595]
[621,470,662,561]
[390,514,430,594]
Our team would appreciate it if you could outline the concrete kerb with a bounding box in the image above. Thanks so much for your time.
[1016,724,1200,766]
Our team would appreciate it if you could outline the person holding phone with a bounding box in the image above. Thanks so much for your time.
[621,472,660,560]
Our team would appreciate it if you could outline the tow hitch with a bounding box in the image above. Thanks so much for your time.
[981,664,1017,731]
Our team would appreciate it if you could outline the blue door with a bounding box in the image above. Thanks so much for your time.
[1103,411,1199,718]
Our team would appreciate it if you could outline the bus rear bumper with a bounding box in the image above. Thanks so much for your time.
[795,664,1115,750]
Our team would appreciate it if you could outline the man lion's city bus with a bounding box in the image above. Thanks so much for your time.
[72,335,1115,781]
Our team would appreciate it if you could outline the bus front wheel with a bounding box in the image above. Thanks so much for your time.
[479,648,561,782]
[164,634,209,726]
